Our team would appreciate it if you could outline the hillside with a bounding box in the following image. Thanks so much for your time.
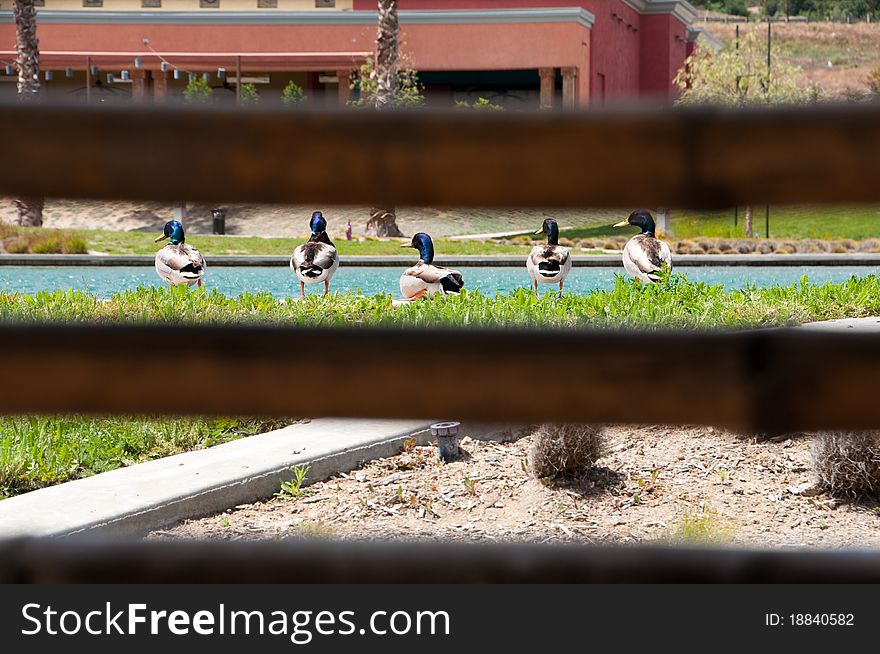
[695,20,880,96]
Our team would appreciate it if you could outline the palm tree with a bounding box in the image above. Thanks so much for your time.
[365,0,404,238]
[13,0,43,227]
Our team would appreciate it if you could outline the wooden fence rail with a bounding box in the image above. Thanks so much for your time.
[0,101,879,209]
[0,323,878,433]
[4,538,880,583]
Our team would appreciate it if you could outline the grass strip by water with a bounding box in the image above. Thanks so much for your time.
[0,416,293,500]
[0,273,878,330]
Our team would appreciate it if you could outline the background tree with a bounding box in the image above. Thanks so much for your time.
[239,82,259,105]
[183,75,213,104]
[674,29,821,237]
[13,0,43,227]
[281,81,307,106]
[366,0,405,238]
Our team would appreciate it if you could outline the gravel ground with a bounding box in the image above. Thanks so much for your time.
[149,425,880,548]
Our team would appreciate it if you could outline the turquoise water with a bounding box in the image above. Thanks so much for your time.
[0,266,875,299]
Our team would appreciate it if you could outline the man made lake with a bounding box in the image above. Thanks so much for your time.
[0,266,875,299]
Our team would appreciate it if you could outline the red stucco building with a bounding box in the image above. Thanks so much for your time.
[0,0,700,107]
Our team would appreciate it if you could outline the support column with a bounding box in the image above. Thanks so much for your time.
[131,69,149,103]
[561,67,578,110]
[538,67,555,111]
[153,70,169,104]
[655,208,670,236]
[336,69,352,105]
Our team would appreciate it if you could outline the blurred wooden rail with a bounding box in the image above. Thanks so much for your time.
[0,323,878,433]
[4,538,880,583]
[0,102,879,209]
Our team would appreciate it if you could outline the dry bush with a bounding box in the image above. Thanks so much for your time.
[528,424,605,479]
[731,239,755,253]
[775,247,794,254]
[706,248,723,255]
[812,431,880,498]
[857,238,880,252]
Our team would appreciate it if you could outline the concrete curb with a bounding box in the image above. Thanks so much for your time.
[0,419,434,538]
[3,253,880,267]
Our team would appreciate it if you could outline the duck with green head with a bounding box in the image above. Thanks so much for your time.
[154,220,206,288]
[290,211,340,300]
[527,218,571,298]
[613,210,672,283]
[397,232,464,302]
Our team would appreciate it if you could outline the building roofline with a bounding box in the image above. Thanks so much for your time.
[620,0,698,25]
[686,26,725,52]
[0,8,595,29]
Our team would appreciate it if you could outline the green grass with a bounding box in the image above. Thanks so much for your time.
[670,206,880,241]
[488,206,880,242]
[73,229,532,256]
[672,505,733,545]
[0,416,292,499]
[0,224,87,255]
[4,271,880,499]
[2,272,880,329]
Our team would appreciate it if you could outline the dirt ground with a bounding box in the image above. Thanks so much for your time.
[0,198,599,240]
[149,425,880,549]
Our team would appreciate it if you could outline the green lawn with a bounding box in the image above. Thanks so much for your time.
[2,272,878,329]
[669,206,880,241]
[0,416,292,499]
[3,272,880,499]
[71,228,533,256]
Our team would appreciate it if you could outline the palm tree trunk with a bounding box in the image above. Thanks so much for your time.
[374,0,399,111]
[13,0,43,227]
[744,205,754,238]
[366,207,404,238]
[367,0,404,237]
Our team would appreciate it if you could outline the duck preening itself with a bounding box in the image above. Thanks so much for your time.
[398,232,464,301]
[527,218,571,298]
[613,210,672,283]
[154,220,206,288]
[290,211,340,299]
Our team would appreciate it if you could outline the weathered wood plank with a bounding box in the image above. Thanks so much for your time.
[0,323,878,432]
[0,102,878,209]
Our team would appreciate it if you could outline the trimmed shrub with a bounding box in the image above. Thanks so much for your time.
[528,424,605,479]
[812,431,880,498]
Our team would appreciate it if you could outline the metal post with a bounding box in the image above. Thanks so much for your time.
[765,205,770,238]
[85,56,91,104]
[235,56,241,105]
[734,206,738,228]
[767,21,772,97]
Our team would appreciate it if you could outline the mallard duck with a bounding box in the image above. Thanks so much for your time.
[290,211,340,299]
[527,218,571,298]
[154,220,206,288]
[398,232,463,301]
[613,210,672,283]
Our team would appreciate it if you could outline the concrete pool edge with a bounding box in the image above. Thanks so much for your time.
[4,253,880,267]
[0,418,529,539]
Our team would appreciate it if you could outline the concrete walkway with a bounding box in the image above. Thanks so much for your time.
[0,418,437,538]
[798,317,880,332]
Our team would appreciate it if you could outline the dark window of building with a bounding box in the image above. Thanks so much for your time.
[82,0,103,6]
[142,0,161,6]
[200,0,220,7]
[258,0,278,7]
[315,0,336,7]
